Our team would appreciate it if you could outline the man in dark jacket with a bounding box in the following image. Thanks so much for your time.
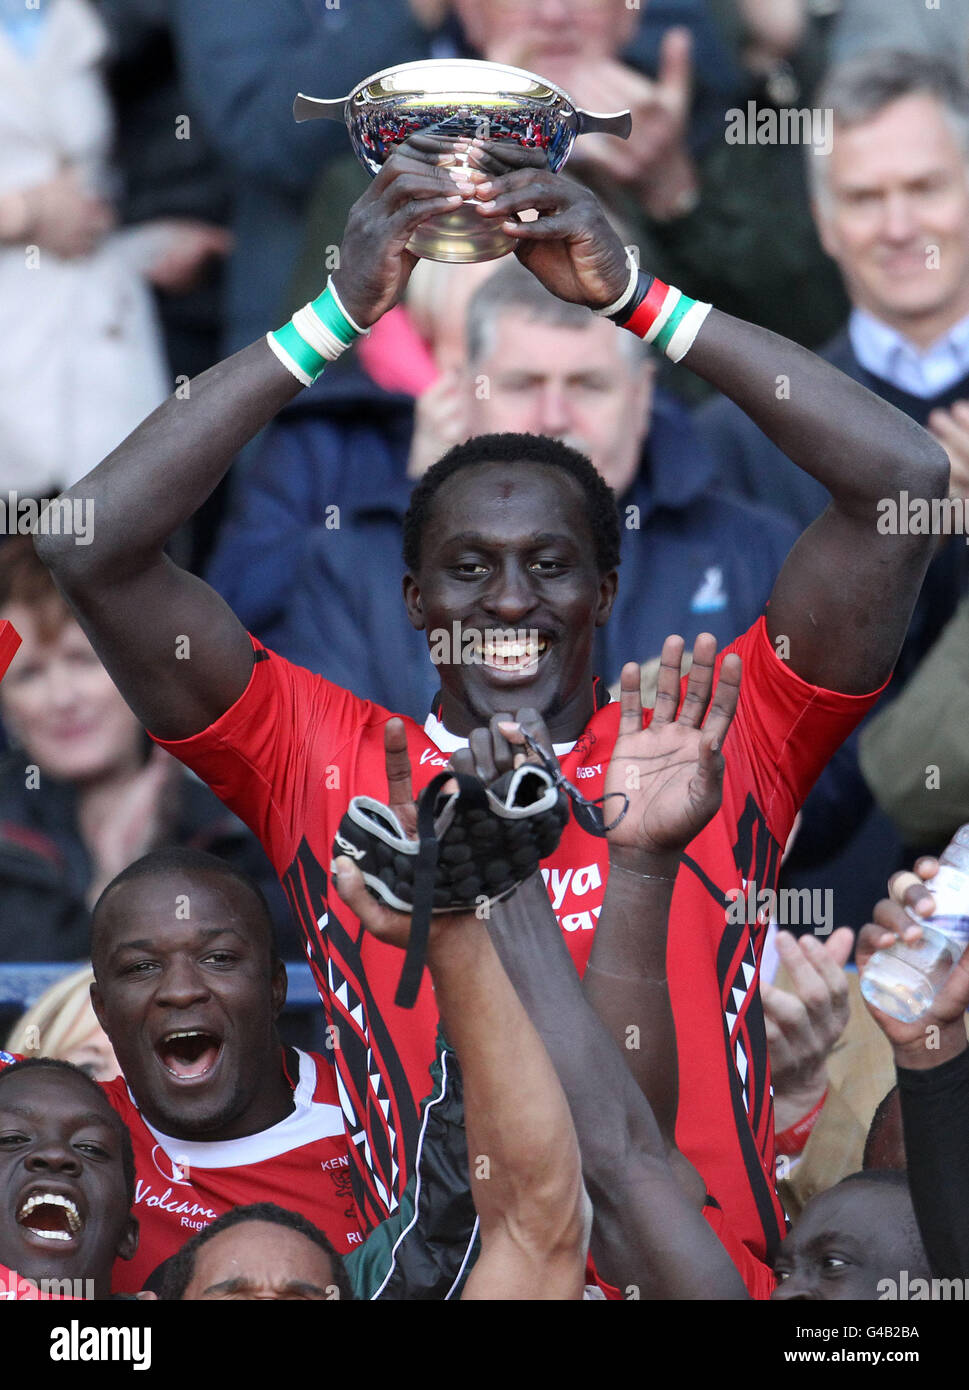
[695,51,969,924]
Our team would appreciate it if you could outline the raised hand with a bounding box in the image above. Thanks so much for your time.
[546,30,697,217]
[462,139,630,308]
[331,131,471,328]
[407,368,472,479]
[927,402,969,501]
[603,633,740,858]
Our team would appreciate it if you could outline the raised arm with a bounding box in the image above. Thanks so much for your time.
[451,648,749,1299]
[34,141,468,741]
[461,140,949,694]
[584,635,735,1148]
[333,723,589,1301]
[684,313,947,693]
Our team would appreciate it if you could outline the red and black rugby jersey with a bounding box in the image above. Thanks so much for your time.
[149,617,882,1265]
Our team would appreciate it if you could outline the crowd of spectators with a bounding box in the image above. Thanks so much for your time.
[2,0,969,1311]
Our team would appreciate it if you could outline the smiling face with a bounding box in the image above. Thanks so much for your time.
[467,313,653,498]
[403,460,617,740]
[772,1179,928,1300]
[90,870,289,1142]
[180,1220,338,1301]
[815,93,969,342]
[0,1066,136,1297]
[0,602,144,784]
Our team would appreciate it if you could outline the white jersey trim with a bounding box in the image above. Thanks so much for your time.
[140,1049,344,1169]
[423,710,576,758]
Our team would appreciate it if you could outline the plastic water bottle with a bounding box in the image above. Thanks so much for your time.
[860,825,969,1023]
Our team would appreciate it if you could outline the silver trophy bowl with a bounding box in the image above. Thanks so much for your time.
[294,58,631,263]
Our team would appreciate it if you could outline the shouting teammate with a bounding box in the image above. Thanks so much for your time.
[36,132,947,1275]
[0,1059,138,1300]
[2,849,362,1292]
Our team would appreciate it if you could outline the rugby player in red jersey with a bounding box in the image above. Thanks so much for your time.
[36,130,948,1281]
[3,848,363,1294]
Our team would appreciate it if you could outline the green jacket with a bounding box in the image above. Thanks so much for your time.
[860,591,969,853]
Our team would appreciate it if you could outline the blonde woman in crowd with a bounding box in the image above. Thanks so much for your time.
[5,963,119,1081]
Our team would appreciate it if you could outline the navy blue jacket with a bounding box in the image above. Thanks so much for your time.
[695,329,969,690]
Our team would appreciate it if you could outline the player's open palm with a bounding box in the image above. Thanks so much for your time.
[604,634,741,857]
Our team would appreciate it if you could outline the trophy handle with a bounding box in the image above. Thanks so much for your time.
[574,108,632,139]
[293,93,349,123]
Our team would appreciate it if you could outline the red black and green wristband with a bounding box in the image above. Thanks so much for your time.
[595,253,712,364]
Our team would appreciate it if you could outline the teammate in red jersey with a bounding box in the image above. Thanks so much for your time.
[0,1059,138,1300]
[91,849,363,1292]
[37,132,947,1277]
[164,786,595,1303]
[2,848,362,1293]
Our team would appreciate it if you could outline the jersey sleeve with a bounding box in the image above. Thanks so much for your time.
[722,616,888,845]
[146,635,381,873]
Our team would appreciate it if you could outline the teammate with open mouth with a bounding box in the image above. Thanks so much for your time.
[155,1029,224,1084]
[0,1059,137,1298]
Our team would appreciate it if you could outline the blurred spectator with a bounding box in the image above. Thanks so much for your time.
[94,0,233,383]
[696,51,969,927]
[0,536,297,959]
[699,51,969,529]
[761,928,899,1221]
[860,593,969,855]
[93,0,235,572]
[830,0,969,72]
[168,0,431,353]
[5,963,120,1082]
[268,259,796,715]
[0,0,169,495]
[446,0,846,351]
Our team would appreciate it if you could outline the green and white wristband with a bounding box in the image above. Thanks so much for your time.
[267,280,370,387]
